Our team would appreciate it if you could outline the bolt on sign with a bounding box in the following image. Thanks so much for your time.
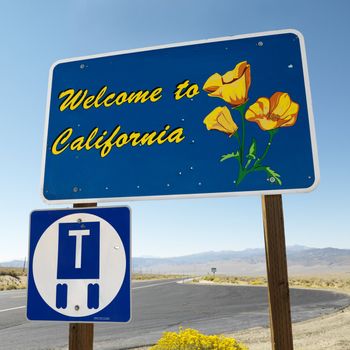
[41,29,319,203]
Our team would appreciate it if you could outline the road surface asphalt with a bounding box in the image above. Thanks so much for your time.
[0,279,349,350]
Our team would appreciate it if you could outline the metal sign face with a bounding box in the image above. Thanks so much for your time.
[42,29,319,203]
[27,207,131,322]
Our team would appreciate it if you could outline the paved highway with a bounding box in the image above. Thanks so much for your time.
[0,279,349,349]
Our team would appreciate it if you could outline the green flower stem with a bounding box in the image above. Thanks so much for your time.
[234,129,241,145]
[236,168,247,185]
[244,158,253,169]
[235,104,247,169]
[233,103,249,185]
[233,133,244,175]
[240,112,245,167]
[252,128,278,170]
[234,128,279,185]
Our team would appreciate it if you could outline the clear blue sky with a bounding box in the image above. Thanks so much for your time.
[0,0,349,261]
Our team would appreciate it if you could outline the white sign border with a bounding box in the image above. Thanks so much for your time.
[40,29,320,204]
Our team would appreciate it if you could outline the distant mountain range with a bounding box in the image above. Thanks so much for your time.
[2,246,350,275]
[132,246,350,275]
[0,260,26,268]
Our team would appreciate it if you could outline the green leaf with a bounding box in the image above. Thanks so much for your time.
[246,139,257,160]
[264,167,282,185]
[254,166,282,185]
[220,151,240,162]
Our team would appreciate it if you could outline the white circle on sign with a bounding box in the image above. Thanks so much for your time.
[32,213,126,317]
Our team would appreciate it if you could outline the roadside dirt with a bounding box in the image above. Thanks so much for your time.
[231,305,350,350]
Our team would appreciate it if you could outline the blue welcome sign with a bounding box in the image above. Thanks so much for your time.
[41,29,319,203]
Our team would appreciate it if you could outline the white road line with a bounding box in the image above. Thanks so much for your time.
[0,280,177,313]
[0,306,26,313]
[132,280,176,290]
[0,291,26,296]
[10,296,26,299]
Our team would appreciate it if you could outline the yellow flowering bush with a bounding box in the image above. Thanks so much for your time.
[150,328,248,350]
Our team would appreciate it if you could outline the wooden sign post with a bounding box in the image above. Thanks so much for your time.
[262,194,293,350]
[69,202,97,350]
[69,323,94,350]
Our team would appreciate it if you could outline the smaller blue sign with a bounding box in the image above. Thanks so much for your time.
[27,206,131,323]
